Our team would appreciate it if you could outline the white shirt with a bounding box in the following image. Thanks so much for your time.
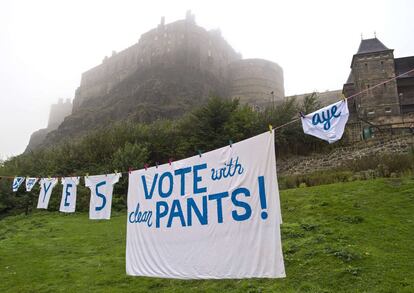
[85,173,122,220]
[37,178,58,209]
[59,177,80,213]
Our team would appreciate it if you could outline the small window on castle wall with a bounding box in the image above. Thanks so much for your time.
[368,109,375,115]
[385,107,392,114]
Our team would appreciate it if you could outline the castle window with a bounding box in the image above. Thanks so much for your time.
[384,107,392,114]
[367,109,375,115]
[381,61,384,70]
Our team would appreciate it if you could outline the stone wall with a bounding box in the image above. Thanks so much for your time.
[278,134,414,175]
[72,13,285,114]
[72,13,241,112]
[228,58,284,107]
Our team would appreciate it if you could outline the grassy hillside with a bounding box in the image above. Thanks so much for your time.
[1,178,413,292]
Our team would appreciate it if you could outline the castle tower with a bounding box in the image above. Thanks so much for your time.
[47,98,72,130]
[344,37,400,119]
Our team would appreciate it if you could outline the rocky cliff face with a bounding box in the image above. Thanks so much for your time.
[40,62,228,147]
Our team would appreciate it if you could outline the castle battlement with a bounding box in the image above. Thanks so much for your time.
[72,12,284,112]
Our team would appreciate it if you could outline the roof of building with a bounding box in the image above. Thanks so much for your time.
[395,56,414,78]
[356,38,389,55]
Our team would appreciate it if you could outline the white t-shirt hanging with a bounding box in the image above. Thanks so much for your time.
[25,177,39,192]
[37,178,59,209]
[12,177,25,192]
[85,173,122,220]
[301,99,349,144]
[59,177,80,213]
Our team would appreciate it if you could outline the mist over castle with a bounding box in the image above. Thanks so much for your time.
[26,11,284,150]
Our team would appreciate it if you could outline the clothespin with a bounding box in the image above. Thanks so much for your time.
[197,150,202,157]
[85,173,89,178]
[341,94,347,101]
[229,140,233,147]
[299,111,305,118]
[114,169,118,175]
[168,158,173,166]
[128,168,133,174]
[268,124,273,133]
[48,175,51,179]
[155,162,159,168]
[144,163,149,170]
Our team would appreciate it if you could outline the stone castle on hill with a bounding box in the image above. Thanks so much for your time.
[26,12,285,151]
[73,11,284,112]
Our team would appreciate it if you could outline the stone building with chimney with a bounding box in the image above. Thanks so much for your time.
[343,37,414,139]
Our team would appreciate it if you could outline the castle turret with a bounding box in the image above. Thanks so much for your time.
[47,98,72,130]
[343,37,400,119]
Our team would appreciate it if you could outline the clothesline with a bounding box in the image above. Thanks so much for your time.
[1,67,414,181]
[273,67,414,131]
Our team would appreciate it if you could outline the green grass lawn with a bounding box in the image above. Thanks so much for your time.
[1,178,413,292]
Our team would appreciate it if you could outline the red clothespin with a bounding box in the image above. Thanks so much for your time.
[299,111,305,118]
[128,168,133,174]
[144,163,149,171]
[168,158,173,166]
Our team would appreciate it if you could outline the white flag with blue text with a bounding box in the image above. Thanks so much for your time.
[301,99,349,143]
[85,173,122,220]
[25,177,38,192]
[126,130,285,279]
[60,177,80,213]
[37,178,58,209]
[12,177,25,192]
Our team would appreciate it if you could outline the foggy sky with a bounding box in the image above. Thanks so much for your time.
[0,0,413,159]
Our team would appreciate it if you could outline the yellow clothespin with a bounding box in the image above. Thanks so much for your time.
[85,173,89,178]
[341,94,347,101]
[114,169,118,174]
[268,124,273,133]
